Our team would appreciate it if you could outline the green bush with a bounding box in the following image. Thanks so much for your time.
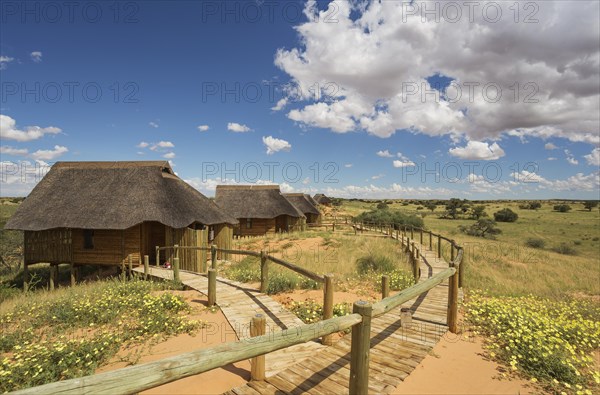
[355,254,395,274]
[354,209,423,229]
[525,238,546,249]
[267,272,298,294]
[459,219,502,239]
[553,204,572,213]
[552,243,577,255]
[494,208,518,222]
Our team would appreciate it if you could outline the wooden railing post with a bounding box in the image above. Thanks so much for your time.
[173,257,180,283]
[429,232,433,250]
[447,264,459,334]
[128,255,133,280]
[208,268,217,307]
[211,244,217,269]
[322,274,334,346]
[174,244,179,260]
[410,226,414,239]
[144,255,149,280]
[250,314,266,381]
[260,251,268,294]
[437,235,442,259]
[155,246,160,267]
[381,275,390,299]
[349,301,372,395]
[420,229,423,245]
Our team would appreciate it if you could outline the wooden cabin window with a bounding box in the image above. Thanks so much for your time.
[246,218,253,229]
[83,230,94,249]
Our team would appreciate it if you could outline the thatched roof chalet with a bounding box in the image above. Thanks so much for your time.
[5,161,238,231]
[283,193,320,217]
[214,185,305,219]
[314,193,333,205]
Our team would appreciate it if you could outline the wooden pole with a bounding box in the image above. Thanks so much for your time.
[349,301,372,395]
[260,251,268,294]
[322,274,334,346]
[211,244,217,269]
[381,275,390,299]
[429,232,432,250]
[420,229,423,245]
[410,226,414,239]
[144,255,149,280]
[70,263,77,286]
[23,262,29,292]
[173,257,180,283]
[437,235,442,259]
[128,256,133,280]
[174,244,179,260]
[250,314,266,381]
[208,268,217,307]
[155,246,160,267]
[49,264,56,290]
[447,263,459,334]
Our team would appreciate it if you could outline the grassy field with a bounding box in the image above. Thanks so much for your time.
[337,200,600,299]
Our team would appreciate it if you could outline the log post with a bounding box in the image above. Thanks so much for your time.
[381,275,390,299]
[410,226,414,239]
[23,262,29,292]
[144,255,149,280]
[349,301,372,395]
[447,265,459,334]
[322,274,334,346]
[250,314,266,381]
[332,222,335,232]
[420,229,423,245]
[49,264,56,290]
[211,245,217,269]
[173,257,180,283]
[174,244,179,260]
[155,246,160,267]
[208,268,217,307]
[437,235,442,259]
[128,256,133,280]
[429,232,433,250]
[260,251,268,294]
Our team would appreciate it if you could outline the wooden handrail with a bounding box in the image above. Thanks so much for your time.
[266,254,325,283]
[12,314,362,395]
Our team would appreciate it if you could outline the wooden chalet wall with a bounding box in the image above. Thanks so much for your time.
[236,218,276,236]
[72,226,141,266]
[164,227,208,273]
[24,229,72,265]
[213,224,233,260]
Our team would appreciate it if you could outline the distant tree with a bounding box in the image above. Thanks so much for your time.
[376,202,389,210]
[424,202,437,212]
[583,201,599,211]
[553,204,572,213]
[494,208,519,222]
[459,219,502,239]
[529,202,542,210]
[470,205,487,220]
[444,198,469,219]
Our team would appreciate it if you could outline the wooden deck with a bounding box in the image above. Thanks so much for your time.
[225,236,460,395]
[136,234,459,395]
[134,266,326,377]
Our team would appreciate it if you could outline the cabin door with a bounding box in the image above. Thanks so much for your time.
[275,215,288,232]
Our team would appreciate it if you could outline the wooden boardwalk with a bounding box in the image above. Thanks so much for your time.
[134,266,326,377]
[226,237,458,395]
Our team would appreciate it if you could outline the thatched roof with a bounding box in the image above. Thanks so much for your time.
[5,161,238,231]
[314,194,332,204]
[283,193,320,216]
[215,185,305,219]
[305,194,319,206]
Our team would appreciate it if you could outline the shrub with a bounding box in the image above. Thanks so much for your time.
[376,202,389,210]
[286,299,352,324]
[459,219,502,239]
[494,208,518,222]
[583,201,598,211]
[355,254,395,274]
[266,272,298,294]
[573,240,582,246]
[554,204,572,213]
[525,238,546,249]
[552,243,577,255]
[354,209,424,229]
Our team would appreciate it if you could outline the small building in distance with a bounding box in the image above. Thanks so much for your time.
[284,193,321,224]
[4,161,238,274]
[215,185,305,236]
[314,193,333,206]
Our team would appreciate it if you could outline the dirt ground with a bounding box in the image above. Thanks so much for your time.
[97,289,540,395]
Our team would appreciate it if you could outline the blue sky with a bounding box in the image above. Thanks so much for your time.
[1,1,599,199]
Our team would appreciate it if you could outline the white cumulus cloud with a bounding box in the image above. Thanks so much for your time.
[449,141,505,160]
[197,125,210,132]
[584,148,600,166]
[376,150,393,158]
[0,146,29,156]
[30,51,42,62]
[262,136,291,155]
[30,145,68,160]
[0,56,14,70]
[0,114,62,142]
[227,122,252,133]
